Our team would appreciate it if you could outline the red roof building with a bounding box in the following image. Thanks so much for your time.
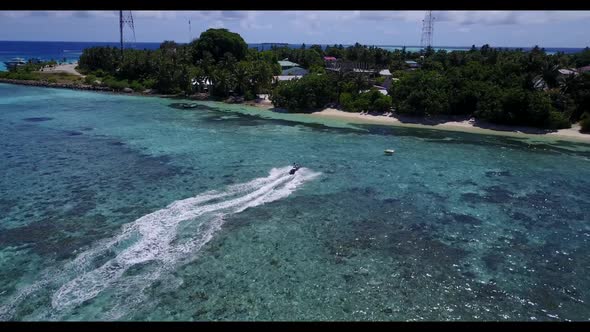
[324,56,337,61]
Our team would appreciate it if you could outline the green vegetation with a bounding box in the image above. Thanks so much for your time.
[384,46,590,129]
[270,74,334,112]
[0,69,82,84]
[339,90,392,113]
[20,28,590,131]
[0,59,83,84]
[191,28,248,62]
[78,28,277,97]
[389,71,450,116]
[289,43,590,130]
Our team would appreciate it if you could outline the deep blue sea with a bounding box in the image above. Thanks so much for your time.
[1,83,590,321]
[0,41,161,71]
[0,41,586,71]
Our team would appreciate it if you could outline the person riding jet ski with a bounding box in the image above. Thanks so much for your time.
[289,163,301,175]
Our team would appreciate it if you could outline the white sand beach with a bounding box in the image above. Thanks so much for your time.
[308,108,590,142]
[241,103,590,143]
[39,62,84,77]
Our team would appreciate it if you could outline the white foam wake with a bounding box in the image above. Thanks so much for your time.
[0,166,320,320]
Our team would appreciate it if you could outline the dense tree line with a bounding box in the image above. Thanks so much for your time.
[74,29,590,130]
[388,46,590,129]
[269,74,335,112]
[78,28,279,98]
[270,44,590,129]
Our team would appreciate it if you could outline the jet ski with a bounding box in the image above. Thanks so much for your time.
[289,163,301,175]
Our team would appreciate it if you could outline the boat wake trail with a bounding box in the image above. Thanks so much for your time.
[0,166,320,320]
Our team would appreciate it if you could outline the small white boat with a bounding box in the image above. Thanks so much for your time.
[384,149,395,155]
[3,57,26,70]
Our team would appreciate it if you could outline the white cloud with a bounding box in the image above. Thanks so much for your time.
[432,11,590,26]
[279,11,364,36]
[358,11,424,22]
[3,10,589,27]
[210,20,225,29]
[71,11,118,19]
[239,12,271,30]
[133,11,178,20]
[0,11,118,19]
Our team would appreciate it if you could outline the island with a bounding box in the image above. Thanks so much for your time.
[2,28,590,138]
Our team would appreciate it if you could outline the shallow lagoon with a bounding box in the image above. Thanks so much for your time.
[1,83,589,321]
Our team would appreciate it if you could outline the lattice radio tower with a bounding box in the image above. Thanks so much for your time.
[420,11,435,50]
[119,10,136,58]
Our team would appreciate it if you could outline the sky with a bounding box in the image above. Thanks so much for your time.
[0,11,589,47]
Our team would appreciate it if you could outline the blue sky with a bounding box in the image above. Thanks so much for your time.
[0,11,589,47]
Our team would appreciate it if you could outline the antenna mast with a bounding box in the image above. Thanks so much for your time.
[119,10,136,58]
[189,19,192,42]
[420,11,435,50]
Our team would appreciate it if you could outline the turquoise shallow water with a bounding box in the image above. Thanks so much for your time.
[1,83,590,321]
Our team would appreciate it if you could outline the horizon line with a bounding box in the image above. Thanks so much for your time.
[0,40,587,49]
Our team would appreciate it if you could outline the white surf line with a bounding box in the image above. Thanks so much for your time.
[41,166,319,315]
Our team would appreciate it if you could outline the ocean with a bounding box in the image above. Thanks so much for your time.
[0,83,589,320]
[1,41,586,71]
[0,41,161,71]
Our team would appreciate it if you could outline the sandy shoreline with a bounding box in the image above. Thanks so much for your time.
[244,104,590,143]
[39,62,84,77]
[311,108,590,141]
[1,79,588,143]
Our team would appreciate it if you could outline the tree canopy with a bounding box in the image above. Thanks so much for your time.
[190,28,248,63]
[75,28,590,130]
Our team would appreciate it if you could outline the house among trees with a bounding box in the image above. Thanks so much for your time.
[558,68,578,77]
[278,59,300,71]
[379,69,392,76]
[191,78,213,93]
[273,75,302,83]
[277,58,309,76]
[532,76,549,91]
[557,68,579,85]
[282,66,309,76]
[274,58,309,82]
[405,60,421,70]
